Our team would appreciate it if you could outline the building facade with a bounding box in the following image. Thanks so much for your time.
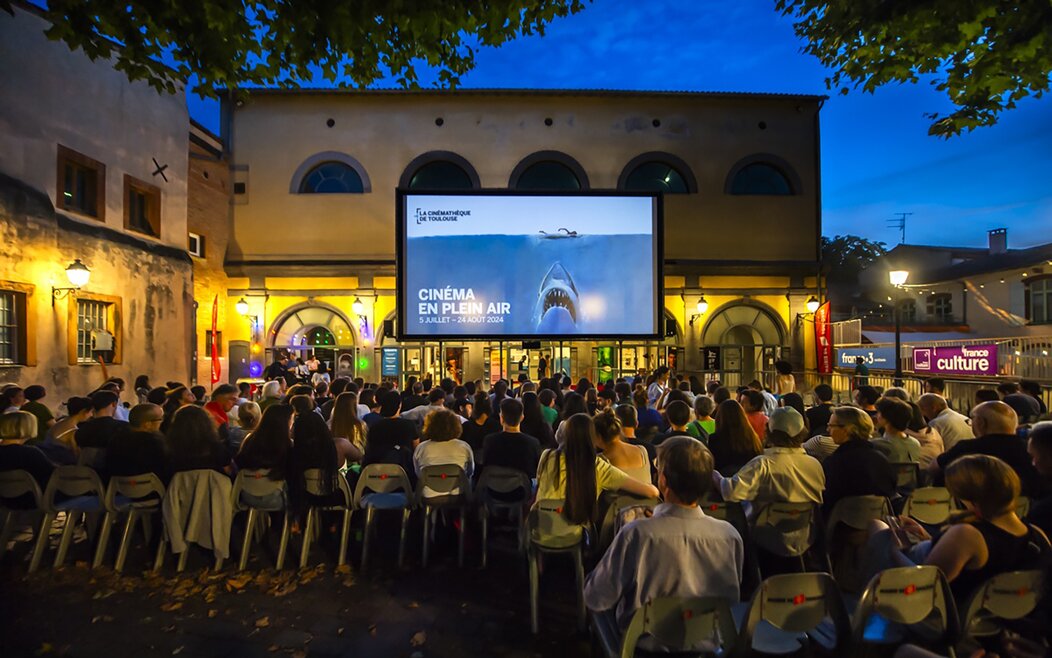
[216,89,825,386]
[0,4,194,401]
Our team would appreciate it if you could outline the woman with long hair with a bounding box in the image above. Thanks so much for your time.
[236,403,293,479]
[288,411,341,517]
[592,411,651,484]
[707,399,763,474]
[536,414,658,525]
[520,391,556,449]
[555,392,589,443]
[329,392,366,467]
[166,404,232,475]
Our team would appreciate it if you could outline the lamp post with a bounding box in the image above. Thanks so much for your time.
[688,295,708,327]
[51,259,91,307]
[889,270,910,386]
[805,295,820,314]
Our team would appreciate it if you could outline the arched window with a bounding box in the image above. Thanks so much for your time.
[408,161,473,190]
[510,151,589,190]
[730,163,792,195]
[725,154,800,196]
[299,162,364,194]
[619,153,697,194]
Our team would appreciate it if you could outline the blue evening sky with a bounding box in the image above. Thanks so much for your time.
[189,0,1052,250]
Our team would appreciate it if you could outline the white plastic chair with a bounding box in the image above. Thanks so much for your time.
[960,570,1044,642]
[619,597,737,657]
[903,487,956,527]
[527,498,587,635]
[851,565,960,656]
[29,466,110,572]
[0,470,44,560]
[300,468,354,568]
[231,469,290,571]
[415,464,472,568]
[353,464,413,570]
[96,473,166,572]
[476,466,531,568]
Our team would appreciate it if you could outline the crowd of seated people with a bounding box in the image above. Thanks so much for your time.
[2,364,1051,651]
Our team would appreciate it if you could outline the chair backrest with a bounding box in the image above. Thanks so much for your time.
[0,469,44,509]
[751,502,816,557]
[890,462,920,491]
[853,565,959,645]
[598,493,660,551]
[1016,496,1031,520]
[528,498,583,549]
[43,465,106,509]
[77,447,106,469]
[416,464,471,502]
[353,464,412,506]
[740,573,850,651]
[231,469,285,502]
[476,466,531,502]
[903,487,955,526]
[699,499,749,537]
[826,495,893,536]
[961,570,1043,636]
[303,468,352,507]
[106,473,165,507]
[620,597,737,658]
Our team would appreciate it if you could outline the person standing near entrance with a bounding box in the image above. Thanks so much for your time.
[306,353,320,373]
[647,366,670,410]
[852,356,870,391]
[537,353,548,380]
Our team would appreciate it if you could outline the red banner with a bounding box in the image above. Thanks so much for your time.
[815,301,833,374]
[210,294,221,385]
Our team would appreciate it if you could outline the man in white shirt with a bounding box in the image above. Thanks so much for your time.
[400,388,466,428]
[646,366,670,410]
[918,393,973,451]
[585,437,743,646]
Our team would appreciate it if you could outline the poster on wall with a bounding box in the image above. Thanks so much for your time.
[398,192,661,339]
[381,347,401,377]
[814,301,833,374]
[836,347,898,370]
[702,347,721,372]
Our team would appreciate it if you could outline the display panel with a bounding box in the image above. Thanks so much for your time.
[397,192,662,339]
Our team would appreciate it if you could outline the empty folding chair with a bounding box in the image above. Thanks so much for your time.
[416,464,472,568]
[852,565,960,656]
[353,464,413,570]
[160,469,233,572]
[604,596,738,658]
[528,498,587,635]
[903,487,956,527]
[0,470,44,560]
[959,570,1043,644]
[95,473,166,572]
[476,466,531,568]
[300,468,354,568]
[737,572,851,656]
[231,469,291,571]
[750,502,820,573]
[29,465,109,572]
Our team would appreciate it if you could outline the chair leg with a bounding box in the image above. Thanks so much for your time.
[337,509,351,567]
[239,509,257,571]
[573,545,586,632]
[399,507,410,569]
[480,511,488,569]
[361,507,375,571]
[28,512,55,573]
[422,506,431,568]
[152,536,166,572]
[299,507,316,569]
[177,540,190,572]
[92,511,115,569]
[529,547,540,635]
[115,510,138,573]
[55,511,80,568]
[0,510,14,560]
[457,508,466,568]
[276,512,290,571]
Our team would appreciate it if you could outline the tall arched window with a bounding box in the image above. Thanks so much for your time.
[725,154,800,196]
[510,151,589,190]
[299,162,364,194]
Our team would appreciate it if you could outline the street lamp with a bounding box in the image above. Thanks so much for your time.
[52,258,91,306]
[805,296,820,314]
[889,269,910,386]
[689,295,708,326]
[235,297,249,316]
[352,297,365,315]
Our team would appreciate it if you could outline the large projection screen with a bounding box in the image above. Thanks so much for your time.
[397,191,663,340]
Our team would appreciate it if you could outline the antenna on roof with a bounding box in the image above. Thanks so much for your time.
[887,212,911,244]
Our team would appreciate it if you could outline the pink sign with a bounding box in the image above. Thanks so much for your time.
[912,344,998,377]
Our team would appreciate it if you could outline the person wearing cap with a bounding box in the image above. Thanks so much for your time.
[713,407,825,508]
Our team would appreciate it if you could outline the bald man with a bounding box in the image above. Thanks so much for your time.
[931,401,1049,498]
[917,393,973,451]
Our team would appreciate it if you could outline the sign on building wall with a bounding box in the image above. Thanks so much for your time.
[835,347,898,370]
[814,301,833,374]
[702,347,721,371]
[913,344,998,377]
[381,347,401,377]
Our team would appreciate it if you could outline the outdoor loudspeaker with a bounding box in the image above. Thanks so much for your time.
[383,319,394,337]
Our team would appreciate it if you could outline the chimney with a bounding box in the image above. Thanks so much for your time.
[988,228,1007,255]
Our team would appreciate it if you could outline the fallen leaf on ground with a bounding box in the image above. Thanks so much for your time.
[410,631,427,647]
[337,628,344,636]
[207,609,218,618]
[267,581,297,597]
[34,643,53,656]
[91,615,114,623]
[267,646,280,653]
[226,573,253,591]
[92,589,116,600]
[255,616,270,628]
[408,601,419,609]
[162,625,177,633]
[172,647,184,655]
[368,624,378,637]
[160,602,183,612]
[291,650,307,658]
[334,564,352,575]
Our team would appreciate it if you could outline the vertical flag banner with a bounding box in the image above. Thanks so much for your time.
[815,301,833,374]
[210,294,221,385]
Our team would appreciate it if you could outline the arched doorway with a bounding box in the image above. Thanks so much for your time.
[269,303,357,378]
[701,301,786,387]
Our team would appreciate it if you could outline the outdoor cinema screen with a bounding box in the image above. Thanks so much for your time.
[397,192,662,339]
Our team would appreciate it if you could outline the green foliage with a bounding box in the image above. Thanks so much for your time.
[821,234,887,281]
[776,0,1052,137]
[33,1,588,97]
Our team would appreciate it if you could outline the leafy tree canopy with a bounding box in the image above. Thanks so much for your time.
[777,0,1052,137]
[6,0,588,96]
[821,234,887,281]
